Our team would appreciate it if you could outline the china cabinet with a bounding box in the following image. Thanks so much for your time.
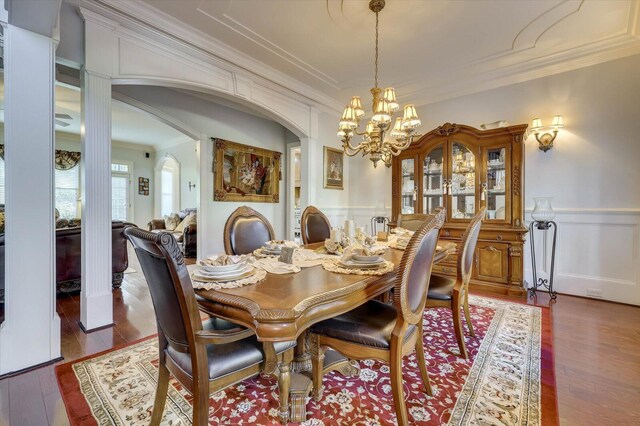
[391,123,528,296]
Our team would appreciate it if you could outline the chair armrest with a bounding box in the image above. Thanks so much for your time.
[148,219,166,231]
[184,223,197,234]
[195,327,254,345]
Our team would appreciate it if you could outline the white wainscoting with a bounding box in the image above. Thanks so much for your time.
[524,209,640,305]
[320,206,391,235]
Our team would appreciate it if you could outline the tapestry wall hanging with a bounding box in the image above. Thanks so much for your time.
[213,138,281,203]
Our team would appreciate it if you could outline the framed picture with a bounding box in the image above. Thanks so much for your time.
[323,146,344,190]
[138,177,149,196]
[213,138,281,203]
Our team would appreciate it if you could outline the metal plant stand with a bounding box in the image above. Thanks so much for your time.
[528,221,558,300]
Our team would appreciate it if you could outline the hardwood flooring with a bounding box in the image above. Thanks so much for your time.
[0,256,638,425]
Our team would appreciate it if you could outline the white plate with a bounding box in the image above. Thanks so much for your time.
[339,259,386,269]
[352,255,383,263]
[194,264,253,279]
[198,260,247,273]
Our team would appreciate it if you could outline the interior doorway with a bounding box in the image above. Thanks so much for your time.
[287,144,301,242]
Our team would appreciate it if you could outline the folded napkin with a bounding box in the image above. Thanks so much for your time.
[251,258,301,274]
[391,227,414,237]
[198,254,247,267]
[294,248,331,267]
[264,240,300,250]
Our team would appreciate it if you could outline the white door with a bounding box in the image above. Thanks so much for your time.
[112,175,130,221]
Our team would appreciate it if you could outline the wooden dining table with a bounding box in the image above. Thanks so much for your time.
[195,240,456,424]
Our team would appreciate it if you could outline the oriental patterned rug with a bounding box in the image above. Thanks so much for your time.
[56,296,558,425]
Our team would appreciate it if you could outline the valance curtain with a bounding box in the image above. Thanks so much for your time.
[0,145,81,170]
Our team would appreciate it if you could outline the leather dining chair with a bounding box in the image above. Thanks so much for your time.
[124,226,295,426]
[224,206,276,255]
[308,209,445,426]
[426,207,485,359]
[300,205,331,244]
[396,213,431,231]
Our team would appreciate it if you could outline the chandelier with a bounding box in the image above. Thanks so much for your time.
[338,0,421,168]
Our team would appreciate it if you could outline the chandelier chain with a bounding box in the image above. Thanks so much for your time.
[374,11,379,88]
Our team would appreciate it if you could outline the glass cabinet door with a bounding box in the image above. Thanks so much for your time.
[400,158,416,214]
[484,146,509,221]
[450,142,476,219]
[422,145,444,214]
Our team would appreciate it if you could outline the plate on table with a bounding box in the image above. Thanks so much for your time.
[339,258,386,269]
[198,259,247,274]
[192,265,255,282]
[352,255,384,263]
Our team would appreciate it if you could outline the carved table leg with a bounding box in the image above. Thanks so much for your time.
[291,331,312,373]
[277,348,293,424]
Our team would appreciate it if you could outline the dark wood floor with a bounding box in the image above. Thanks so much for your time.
[0,262,639,425]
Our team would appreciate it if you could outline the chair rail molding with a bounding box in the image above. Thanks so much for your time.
[524,208,640,305]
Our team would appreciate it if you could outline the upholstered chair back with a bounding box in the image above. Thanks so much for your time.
[125,227,201,353]
[458,207,486,284]
[301,206,331,244]
[394,208,445,324]
[396,213,431,231]
[224,206,276,255]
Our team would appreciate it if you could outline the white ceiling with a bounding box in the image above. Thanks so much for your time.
[140,0,640,106]
[0,76,193,150]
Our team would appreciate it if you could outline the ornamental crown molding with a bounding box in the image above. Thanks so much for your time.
[68,0,343,114]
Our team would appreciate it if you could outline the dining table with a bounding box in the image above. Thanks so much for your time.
[195,240,456,424]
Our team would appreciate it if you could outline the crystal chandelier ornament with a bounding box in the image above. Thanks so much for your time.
[338,0,422,168]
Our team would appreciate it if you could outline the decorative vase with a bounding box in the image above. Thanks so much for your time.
[531,197,555,222]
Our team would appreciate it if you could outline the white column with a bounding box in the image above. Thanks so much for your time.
[0,24,61,374]
[80,70,113,331]
[197,134,211,258]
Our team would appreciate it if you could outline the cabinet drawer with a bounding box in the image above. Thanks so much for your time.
[433,264,456,276]
[473,242,509,283]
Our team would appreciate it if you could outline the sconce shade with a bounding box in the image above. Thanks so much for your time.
[531,118,543,131]
[551,115,564,129]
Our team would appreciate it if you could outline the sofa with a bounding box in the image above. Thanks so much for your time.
[148,208,197,257]
[55,221,135,293]
[0,221,135,303]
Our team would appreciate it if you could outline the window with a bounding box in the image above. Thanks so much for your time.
[55,165,80,218]
[112,163,132,221]
[158,156,180,217]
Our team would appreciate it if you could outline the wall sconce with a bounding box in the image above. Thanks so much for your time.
[188,181,196,191]
[530,115,563,152]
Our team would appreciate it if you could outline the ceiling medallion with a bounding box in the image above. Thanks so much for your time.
[338,0,421,168]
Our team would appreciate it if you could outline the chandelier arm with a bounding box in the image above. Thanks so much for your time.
[342,140,365,156]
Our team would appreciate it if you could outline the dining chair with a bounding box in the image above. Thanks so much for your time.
[300,205,331,244]
[124,227,295,426]
[396,213,431,231]
[224,206,276,255]
[308,209,445,426]
[425,206,485,359]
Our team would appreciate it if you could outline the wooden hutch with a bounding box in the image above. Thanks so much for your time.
[391,123,528,296]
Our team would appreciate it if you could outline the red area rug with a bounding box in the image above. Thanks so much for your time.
[56,296,557,425]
